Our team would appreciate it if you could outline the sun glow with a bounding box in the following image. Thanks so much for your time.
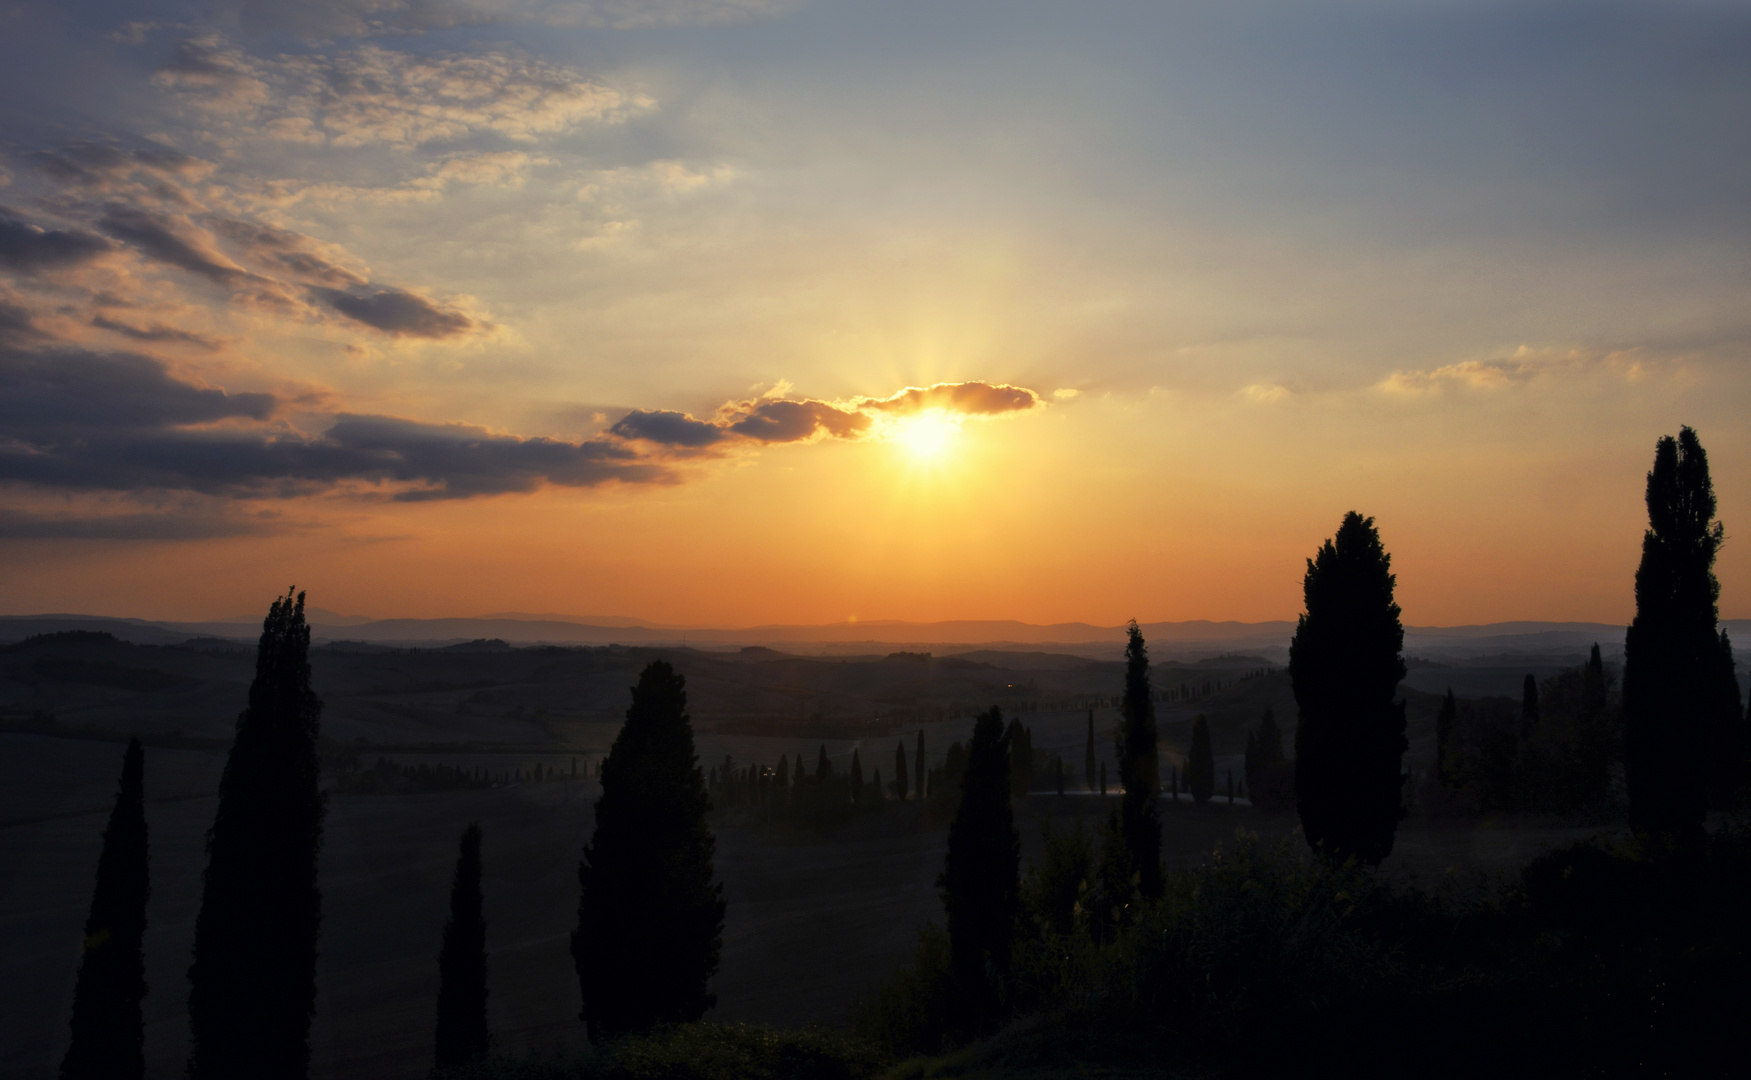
[890,410,961,461]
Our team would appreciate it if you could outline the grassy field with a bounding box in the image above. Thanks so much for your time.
[0,728,1614,1080]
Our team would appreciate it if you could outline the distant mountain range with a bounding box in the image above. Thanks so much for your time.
[3,610,1746,665]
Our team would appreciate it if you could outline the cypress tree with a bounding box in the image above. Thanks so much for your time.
[1624,428,1733,836]
[1583,645,1608,719]
[187,590,325,1080]
[1706,629,1746,807]
[776,754,789,792]
[1005,717,1030,798]
[1521,674,1540,739]
[817,745,832,779]
[572,661,724,1041]
[915,730,926,799]
[1084,710,1096,791]
[1099,760,1107,796]
[1118,622,1162,897]
[434,823,490,1069]
[1290,513,1408,865]
[1187,715,1215,804]
[850,749,864,802]
[894,740,909,800]
[1435,688,1458,789]
[936,706,1019,1037]
[61,738,149,1080]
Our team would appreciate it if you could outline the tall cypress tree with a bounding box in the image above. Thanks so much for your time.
[1118,622,1162,896]
[1435,689,1458,789]
[1707,629,1745,807]
[1290,513,1408,864]
[1521,675,1540,739]
[1187,715,1215,804]
[435,823,490,1069]
[915,730,926,800]
[572,661,723,1041]
[850,749,864,802]
[894,741,909,801]
[61,738,149,1080]
[1084,709,1096,791]
[937,706,1019,1037]
[1624,428,1733,836]
[187,591,325,1080]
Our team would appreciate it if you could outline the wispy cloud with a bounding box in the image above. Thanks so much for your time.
[1377,346,1655,394]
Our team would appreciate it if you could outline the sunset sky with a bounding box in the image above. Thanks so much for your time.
[2,1,1748,627]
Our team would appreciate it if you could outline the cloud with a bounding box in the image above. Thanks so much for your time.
[96,205,249,285]
[312,287,479,338]
[209,218,370,287]
[90,315,225,351]
[157,36,641,149]
[1377,346,1631,394]
[0,346,275,435]
[858,381,1045,417]
[0,209,113,272]
[611,409,726,447]
[1240,383,1289,403]
[722,398,869,442]
[230,0,788,38]
[30,142,216,194]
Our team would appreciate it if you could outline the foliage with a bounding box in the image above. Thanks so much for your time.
[1083,710,1096,792]
[187,590,326,1080]
[1243,708,1292,812]
[851,924,956,1059]
[436,823,491,1068]
[1117,622,1162,897]
[937,706,1020,1038]
[434,1023,885,1080]
[1290,512,1408,864]
[574,661,724,1042]
[60,738,149,1080]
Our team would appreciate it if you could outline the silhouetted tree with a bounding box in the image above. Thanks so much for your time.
[1118,621,1162,896]
[1005,717,1031,798]
[916,730,926,799]
[1624,428,1737,836]
[1099,761,1107,796]
[1435,689,1457,789]
[1187,715,1215,804]
[1084,710,1096,791]
[1290,513,1408,864]
[850,748,864,802]
[937,706,1019,1036]
[61,739,148,1080]
[1707,628,1746,807]
[776,754,789,794]
[1521,674,1540,739]
[817,745,833,780]
[572,661,724,1042]
[187,590,325,1080]
[894,741,909,800]
[435,823,489,1069]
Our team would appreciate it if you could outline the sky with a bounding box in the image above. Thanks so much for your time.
[1,0,1748,627]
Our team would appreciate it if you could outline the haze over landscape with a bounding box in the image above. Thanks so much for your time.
[5,4,1751,1080]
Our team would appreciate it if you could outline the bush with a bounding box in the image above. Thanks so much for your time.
[850,924,955,1059]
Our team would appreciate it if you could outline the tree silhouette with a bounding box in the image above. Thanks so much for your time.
[572,661,724,1042]
[915,730,926,799]
[1084,710,1096,791]
[1290,513,1408,864]
[850,748,865,802]
[894,740,909,800]
[1442,686,1456,787]
[1117,622,1162,896]
[435,823,490,1069]
[1005,716,1031,798]
[937,706,1019,1036]
[61,739,148,1080]
[1187,715,1215,804]
[1624,428,1737,837]
[1521,674,1540,739]
[187,590,325,1080]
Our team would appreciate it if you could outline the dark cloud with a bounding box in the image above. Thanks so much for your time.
[610,409,726,447]
[0,346,274,435]
[96,206,245,284]
[0,300,51,347]
[724,398,870,442]
[210,218,369,288]
[312,287,476,338]
[90,316,224,351]
[0,342,668,498]
[0,209,113,272]
[862,381,1043,416]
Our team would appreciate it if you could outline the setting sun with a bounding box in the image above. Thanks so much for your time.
[891,411,962,462]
